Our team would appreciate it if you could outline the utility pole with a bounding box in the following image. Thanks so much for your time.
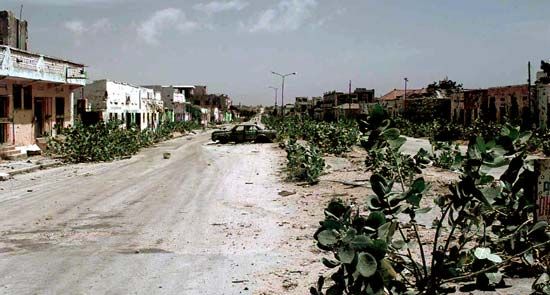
[348,80,352,119]
[268,86,278,115]
[404,77,409,114]
[271,71,296,117]
[524,61,534,123]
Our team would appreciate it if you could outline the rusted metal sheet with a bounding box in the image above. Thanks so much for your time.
[536,159,550,222]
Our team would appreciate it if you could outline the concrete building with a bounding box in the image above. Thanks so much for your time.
[0,10,28,51]
[301,88,377,120]
[449,84,532,126]
[75,80,163,130]
[535,65,550,130]
[486,84,530,124]
[190,87,232,124]
[295,97,309,115]
[0,11,85,158]
[379,88,428,115]
[450,89,487,125]
[144,85,194,122]
[139,87,164,129]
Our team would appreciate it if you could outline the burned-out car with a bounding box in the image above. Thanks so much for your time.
[211,124,276,144]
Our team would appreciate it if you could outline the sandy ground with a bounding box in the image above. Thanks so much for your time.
[0,131,292,295]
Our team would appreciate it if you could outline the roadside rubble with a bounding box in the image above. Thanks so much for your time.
[0,157,61,180]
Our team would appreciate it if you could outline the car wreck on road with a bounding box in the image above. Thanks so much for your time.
[212,124,276,144]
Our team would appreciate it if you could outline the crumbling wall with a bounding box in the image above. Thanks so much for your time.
[0,11,28,50]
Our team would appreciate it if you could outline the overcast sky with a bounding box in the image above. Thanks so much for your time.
[3,0,550,105]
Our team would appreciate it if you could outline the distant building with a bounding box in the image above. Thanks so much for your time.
[535,63,550,129]
[379,88,428,115]
[143,85,194,122]
[486,84,530,124]
[295,97,309,115]
[448,84,533,126]
[75,80,163,130]
[316,89,373,120]
[450,89,487,125]
[190,86,232,123]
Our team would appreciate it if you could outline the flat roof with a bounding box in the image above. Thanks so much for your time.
[1,45,85,67]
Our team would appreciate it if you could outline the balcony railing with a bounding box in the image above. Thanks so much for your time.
[0,45,86,85]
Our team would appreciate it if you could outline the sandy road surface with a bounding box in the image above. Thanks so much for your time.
[0,132,291,295]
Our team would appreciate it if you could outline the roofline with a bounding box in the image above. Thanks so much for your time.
[0,45,85,67]
[93,79,159,90]
[141,85,196,89]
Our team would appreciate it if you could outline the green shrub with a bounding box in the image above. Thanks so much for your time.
[263,115,359,155]
[430,140,463,170]
[285,139,325,184]
[47,120,200,163]
[314,118,550,294]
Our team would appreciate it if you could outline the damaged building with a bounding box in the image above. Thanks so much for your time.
[315,88,375,120]
[450,84,532,126]
[190,86,233,124]
[0,10,86,159]
[535,61,550,129]
[379,88,451,122]
[143,85,194,122]
[75,80,164,130]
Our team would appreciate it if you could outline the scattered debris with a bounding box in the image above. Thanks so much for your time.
[282,278,298,290]
[0,173,12,181]
[211,223,227,226]
[278,190,296,197]
[231,280,249,284]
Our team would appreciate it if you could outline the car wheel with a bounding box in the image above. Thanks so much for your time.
[219,138,228,144]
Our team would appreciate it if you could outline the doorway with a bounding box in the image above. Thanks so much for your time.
[55,97,65,134]
[0,96,8,144]
[34,98,45,138]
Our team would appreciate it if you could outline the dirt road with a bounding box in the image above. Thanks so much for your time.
[0,132,293,294]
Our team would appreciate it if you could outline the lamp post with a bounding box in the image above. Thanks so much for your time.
[271,71,296,116]
[404,77,409,114]
[268,86,278,115]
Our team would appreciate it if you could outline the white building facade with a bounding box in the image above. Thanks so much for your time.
[75,80,163,130]
[143,85,194,122]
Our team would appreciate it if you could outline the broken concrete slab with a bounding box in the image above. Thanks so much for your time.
[0,173,12,181]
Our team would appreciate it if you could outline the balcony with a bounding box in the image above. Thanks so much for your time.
[0,45,86,85]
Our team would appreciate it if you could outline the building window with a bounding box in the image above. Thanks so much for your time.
[23,86,32,110]
[13,84,22,109]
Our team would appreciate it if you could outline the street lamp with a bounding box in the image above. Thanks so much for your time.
[268,86,278,114]
[271,71,297,116]
[404,77,409,113]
